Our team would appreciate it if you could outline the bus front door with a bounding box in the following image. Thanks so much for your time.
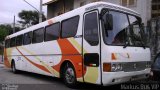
[83,10,101,84]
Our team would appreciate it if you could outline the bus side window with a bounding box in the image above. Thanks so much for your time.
[10,37,16,47]
[23,31,32,45]
[5,39,10,48]
[16,35,23,46]
[61,16,79,38]
[32,28,44,44]
[45,22,60,41]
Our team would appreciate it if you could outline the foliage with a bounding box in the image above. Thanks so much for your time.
[18,10,46,28]
[0,24,11,43]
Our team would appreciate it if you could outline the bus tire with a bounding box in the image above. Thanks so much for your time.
[63,62,77,88]
[11,61,18,74]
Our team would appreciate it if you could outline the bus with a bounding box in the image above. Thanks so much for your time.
[4,2,151,87]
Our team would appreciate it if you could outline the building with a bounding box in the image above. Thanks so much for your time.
[151,0,160,18]
[43,0,151,26]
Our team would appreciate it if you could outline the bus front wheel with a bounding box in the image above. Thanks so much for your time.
[63,62,77,88]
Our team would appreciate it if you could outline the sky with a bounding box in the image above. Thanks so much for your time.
[0,0,47,24]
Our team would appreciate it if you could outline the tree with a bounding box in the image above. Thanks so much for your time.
[18,10,46,28]
[0,24,11,44]
[0,24,21,44]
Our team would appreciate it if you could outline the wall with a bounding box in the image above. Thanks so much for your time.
[47,0,74,19]
[74,0,151,26]
[45,0,151,25]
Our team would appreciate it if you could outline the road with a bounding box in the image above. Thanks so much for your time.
[0,55,2,64]
[0,64,119,90]
[0,64,159,90]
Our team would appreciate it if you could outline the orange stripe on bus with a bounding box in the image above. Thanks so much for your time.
[48,19,54,25]
[52,39,86,78]
[16,47,51,74]
[4,49,11,68]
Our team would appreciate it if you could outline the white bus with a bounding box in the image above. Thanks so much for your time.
[4,2,151,87]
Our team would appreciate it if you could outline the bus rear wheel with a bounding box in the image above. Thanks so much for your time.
[11,61,18,74]
[63,62,77,88]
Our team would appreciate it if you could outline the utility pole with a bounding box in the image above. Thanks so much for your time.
[39,0,43,23]
[23,0,43,23]
[13,15,15,33]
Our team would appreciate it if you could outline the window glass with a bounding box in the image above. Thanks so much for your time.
[84,12,99,46]
[122,0,127,6]
[103,11,128,45]
[129,0,135,6]
[5,39,10,48]
[45,23,60,41]
[128,15,142,46]
[23,32,32,45]
[102,9,144,47]
[10,37,16,47]
[121,0,136,7]
[16,35,23,46]
[62,16,79,38]
[32,28,44,43]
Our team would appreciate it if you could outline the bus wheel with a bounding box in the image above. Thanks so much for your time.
[11,61,18,74]
[63,62,77,88]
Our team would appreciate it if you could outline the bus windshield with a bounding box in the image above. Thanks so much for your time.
[102,10,144,47]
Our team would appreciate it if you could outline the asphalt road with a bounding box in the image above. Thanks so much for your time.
[0,64,119,90]
[0,64,159,90]
[0,55,2,64]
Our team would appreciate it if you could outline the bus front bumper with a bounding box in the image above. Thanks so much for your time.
[102,68,150,86]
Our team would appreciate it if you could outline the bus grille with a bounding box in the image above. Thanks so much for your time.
[122,62,148,72]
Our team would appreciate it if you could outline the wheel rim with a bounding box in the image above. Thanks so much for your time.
[65,67,75,84]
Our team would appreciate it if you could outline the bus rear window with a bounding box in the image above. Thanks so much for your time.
[5,39,10,48]
[10,37,16,47]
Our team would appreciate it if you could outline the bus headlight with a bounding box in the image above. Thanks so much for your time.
[111,64,116,71]
[103,63,123,72]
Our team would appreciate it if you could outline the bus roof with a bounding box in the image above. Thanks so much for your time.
[6,1,140,39]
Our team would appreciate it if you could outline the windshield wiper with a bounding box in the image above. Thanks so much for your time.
[123,41,129,48]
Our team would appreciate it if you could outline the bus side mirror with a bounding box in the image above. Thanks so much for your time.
[104,14,113,31]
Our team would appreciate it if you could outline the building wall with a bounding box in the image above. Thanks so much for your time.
[47,0,74,19]
[45,0,151,25]
[74,0,151,26]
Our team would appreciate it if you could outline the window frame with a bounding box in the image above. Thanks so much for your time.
[83,10,100,46]
[61,15,80,38]
[44,22,60,42]
[32,27,44,44]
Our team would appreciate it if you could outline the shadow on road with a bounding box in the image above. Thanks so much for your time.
[9,70,121,90]
[4,69,160,90]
